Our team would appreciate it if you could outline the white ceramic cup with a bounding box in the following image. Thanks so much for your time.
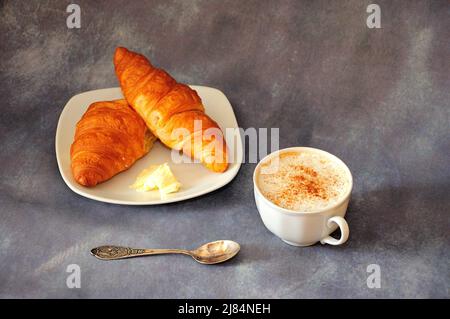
[253,147,353,247]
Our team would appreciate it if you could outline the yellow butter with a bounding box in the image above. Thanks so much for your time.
[130,163,181,197]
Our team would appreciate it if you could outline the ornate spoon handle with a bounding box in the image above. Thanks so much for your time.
[90,245,190,260]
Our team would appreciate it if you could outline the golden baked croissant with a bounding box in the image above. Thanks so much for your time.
[114,47,228,173]
[71,99,156,187]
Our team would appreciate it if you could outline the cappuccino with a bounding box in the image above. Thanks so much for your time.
[257,150,350,212]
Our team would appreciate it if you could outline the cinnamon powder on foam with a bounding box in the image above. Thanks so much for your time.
[257,151,350,212]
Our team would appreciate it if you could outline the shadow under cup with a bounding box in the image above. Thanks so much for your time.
[253,147,353,247]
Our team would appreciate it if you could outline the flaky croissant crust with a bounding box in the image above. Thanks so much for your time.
[70,99,156,187]
[114,47,228,173]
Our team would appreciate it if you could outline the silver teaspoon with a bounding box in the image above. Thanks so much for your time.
[90,240,240,265]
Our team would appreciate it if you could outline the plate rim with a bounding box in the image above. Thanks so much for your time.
[55,86,243,205]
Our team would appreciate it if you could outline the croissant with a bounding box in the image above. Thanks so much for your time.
[114,47,228,173]
[71,99,156,187]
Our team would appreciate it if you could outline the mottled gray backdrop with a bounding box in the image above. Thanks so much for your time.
[0,0,449,298]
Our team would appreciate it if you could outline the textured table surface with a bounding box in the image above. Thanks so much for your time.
[0,0,449,298]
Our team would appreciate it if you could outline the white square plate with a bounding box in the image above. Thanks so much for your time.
[56,86,243,205]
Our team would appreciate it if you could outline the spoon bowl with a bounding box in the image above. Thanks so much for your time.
[190,240,240,264]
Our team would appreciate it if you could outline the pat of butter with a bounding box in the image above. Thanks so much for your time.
[130,163,181,196]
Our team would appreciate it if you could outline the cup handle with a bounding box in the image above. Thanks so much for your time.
[320,216,349,246]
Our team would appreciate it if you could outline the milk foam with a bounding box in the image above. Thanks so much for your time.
[257,151,350,212]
